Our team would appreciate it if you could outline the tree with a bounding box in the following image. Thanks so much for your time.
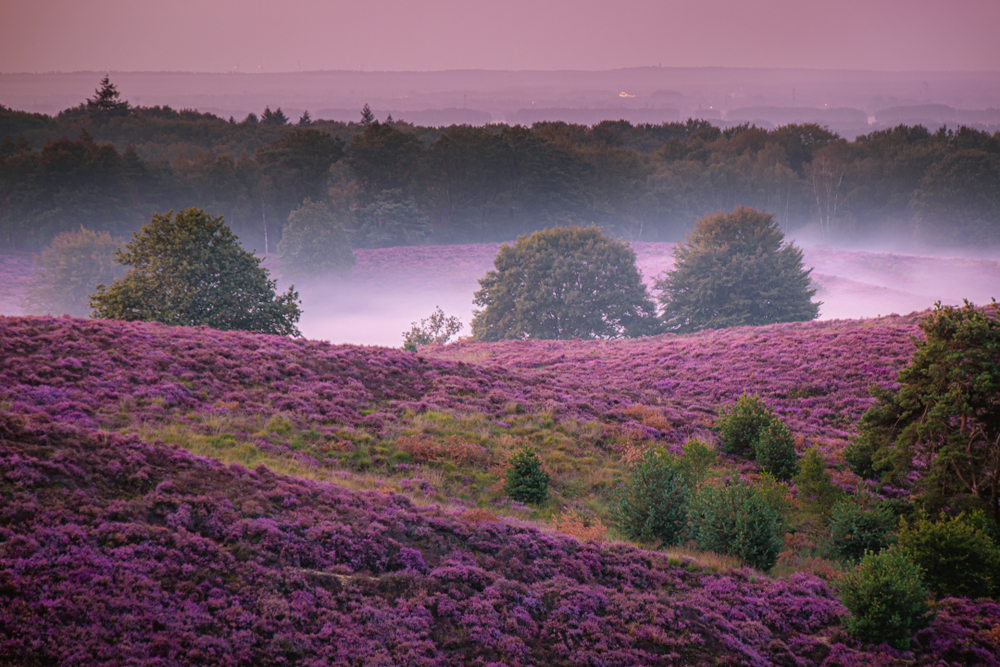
[22,226,126,317]
[297,110,312,126]
[715,393,774,456]
[838,547,932,650]
[688,476,784,570]
[656,207,820,332]
[504,446,550,504]
[260,106,288,126]
[913,150,1000,246]
[276,199,354,281]
[360,104,374,125]
[87,76,130,120]
[402,306,462,351]
[611,447,690,545]
[348,120,423,200]
[256,128,345,208]
[471,226,660,341]
[830,494,899,562]
[897,513,1000,599]
[355,188,430,248]
[853,301,1000,530]
[90,208,301,335]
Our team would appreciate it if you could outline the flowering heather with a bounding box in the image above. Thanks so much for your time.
[4,412,1000,666]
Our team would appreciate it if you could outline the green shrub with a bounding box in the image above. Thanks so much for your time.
[504,446,551,504]
[22,226,125,317]
[688,477,784,570]
[830,494,898,562]
[277,198,355,280]
[897,513,1000,599]
[793,445,844,523]
[715,393,773,456]
[753,418,797,480]
[673,438,717,488]
[402,306,463,351]
[839,547,932,649]
[611,448,690,545]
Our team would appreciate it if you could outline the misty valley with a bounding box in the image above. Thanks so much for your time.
[1,75,1000,666]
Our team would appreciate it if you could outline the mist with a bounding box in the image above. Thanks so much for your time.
[262,241,1000,347]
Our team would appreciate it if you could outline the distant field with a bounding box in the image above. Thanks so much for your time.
[3,243,999,346]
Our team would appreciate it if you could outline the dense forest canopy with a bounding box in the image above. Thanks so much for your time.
[1,80,999,252]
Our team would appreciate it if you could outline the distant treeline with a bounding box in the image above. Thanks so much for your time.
[2,87,999,251]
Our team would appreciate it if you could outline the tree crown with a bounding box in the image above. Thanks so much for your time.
[90,208,301,335]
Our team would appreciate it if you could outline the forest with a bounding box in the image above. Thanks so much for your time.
[2,78,999,252]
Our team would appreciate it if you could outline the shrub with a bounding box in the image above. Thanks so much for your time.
[839,547,932,649]
[897,513,1000,599]
[276,198,355,280]
[673,438,716,488]
[504,446,550,504]
[830,494,898,562]
[611,447,690,545]
[688,477,784,570]
[402,306,462,351]
[793,445,844,523]
[22,226,125,317]
[753,418,797,480]
[715,392,773,456]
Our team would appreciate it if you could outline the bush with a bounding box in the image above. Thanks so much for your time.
[276,198,355,280]
[839,547,932,649]
[830,494,898,562]
[611,448,690,545]
[22,226,125,317]
[688,477,784,570]
[402,306,462,351]
[753,418,797,480]
[793,445,844,523]
[715,393,773,456]
[673,438,716,488]
[504,446,550,504]
[897,513,1000,599]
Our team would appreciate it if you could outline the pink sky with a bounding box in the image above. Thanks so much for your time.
[2,0,998,73]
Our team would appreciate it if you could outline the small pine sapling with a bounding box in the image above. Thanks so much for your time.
[611,447,690,545]
[897,513,1000,599]
[716,393,773,456]
[753,418,798,481]
[838,547,932,649]
[829,493,899,562]
[504,446,551,504]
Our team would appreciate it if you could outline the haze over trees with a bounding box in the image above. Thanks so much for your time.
[2,80,999,252]
[90,208,301,335]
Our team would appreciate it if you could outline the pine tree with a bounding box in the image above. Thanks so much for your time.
[86,76,130,119]
[360,103,374,125]
[656,207,819,332]
[260,106,288,126]
[298,110,312,126]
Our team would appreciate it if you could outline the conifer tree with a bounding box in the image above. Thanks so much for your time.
[656,207,819,332]
[87,76,130,119]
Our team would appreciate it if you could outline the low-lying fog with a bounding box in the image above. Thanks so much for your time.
[283,243,1000,348]
[3,242,996,348]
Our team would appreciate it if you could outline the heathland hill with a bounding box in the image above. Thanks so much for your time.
[2,314,999,665]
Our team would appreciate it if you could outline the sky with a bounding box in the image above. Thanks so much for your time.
[1,0,998,74]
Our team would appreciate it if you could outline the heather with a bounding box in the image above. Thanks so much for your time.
[4,408,1000,666]
[4,314,1000,662]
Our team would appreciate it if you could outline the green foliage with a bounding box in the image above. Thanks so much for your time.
[715,393,773,456]
[688,477,784,571]
[752,418,798,481]
[853,301,1000,531]
[402,306,462,351]
[673,438,717,488]
[610,448,690,545]
[913,149,1000,246]
[22,226,126,317]
[838,547,932,649]
[792,446,844,523]
[504,446,551,504]
[897,513,1000,599]
[355,189,430,248]
[348,119,423,198]
[86,76,130,120]
[656,207,820,332]
[276,198,354,280]
[90,208,301,335]
[830,494,899,562]
[472,225,660,341]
